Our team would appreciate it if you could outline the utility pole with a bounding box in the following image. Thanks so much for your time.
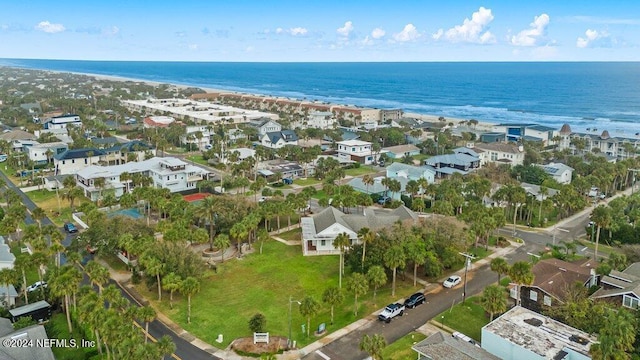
[629,169,640,195]
[459,252,475,304]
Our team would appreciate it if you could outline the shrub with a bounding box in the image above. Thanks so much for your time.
[248,313,267,333]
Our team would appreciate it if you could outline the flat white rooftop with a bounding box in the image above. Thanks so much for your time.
[482,306,595,359]
[337,140,371,146]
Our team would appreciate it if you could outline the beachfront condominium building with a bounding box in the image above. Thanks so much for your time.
[557,124,640,160]
[336,140,375,165]
[75,157,210,201]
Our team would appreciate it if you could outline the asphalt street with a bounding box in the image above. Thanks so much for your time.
[0,171,217,360]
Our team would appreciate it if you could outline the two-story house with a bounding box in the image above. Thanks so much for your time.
[261,130,299,149]
[305,111,337,129]
[591,262,640,309]
[471,142,525,166]
[180,125,215,151]
[54,148,106,175]
[517,258,596,314]
[539,162,574,184]
[336,140,374,165]
[75,157,210,201]
[248,118,282,137]
[425,151,480,178]
[42,114,82,130]
[25,142,69,165]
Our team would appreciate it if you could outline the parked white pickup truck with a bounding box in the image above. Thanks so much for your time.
[378,303,405,323]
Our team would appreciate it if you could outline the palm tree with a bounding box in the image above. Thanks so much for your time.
[156,335,176,360]
[180,277,200,324]
[138,306,156,344]
[509,261,534,306]
[13,254,33,304]
[63,186,84,211]
[162,272,182,309]
[213,234,231,262]
[346,272,369,316]
[322,286,344,325]
[141,255,164,301]
[0,268,17,307]
[299,295,321,337]
[591,205,612,261]
[194,196,219,251]
[490,257,510,283]
[357,227,375,270]
[592,308,637,359]
[30,251,48,293]
[85,261,110,294]
[367,265,387,303]
[362,174,374,195]
[480,285,507,321]
[93,177,106,204]
[384,245,406,297]
[333,233,351,288]
[359,334,386,360]
[31,207,45,230]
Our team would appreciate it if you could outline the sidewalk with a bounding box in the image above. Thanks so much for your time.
[96,236,521,360]
[286,239,523,359]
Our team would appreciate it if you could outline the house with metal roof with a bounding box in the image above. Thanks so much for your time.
[260,130,299,149]
[25,142,68,165]
[300,206,418,255]
[43,114,82,130]
[8,301,52,323]
[53,148,106,175]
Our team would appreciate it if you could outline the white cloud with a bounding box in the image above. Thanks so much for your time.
[337,21,354,37]
[245,46,254,53]
[103,26,119,36]
[393,24,420,42]
[371,28,385,39]
[274,27,308,36]
[565,15,640,25]
[289,27,308,36]
[188,44,199,50]
[576,29,615,48]
[436,7,495,44]
[510,14,550,46]
[35,21,65,33]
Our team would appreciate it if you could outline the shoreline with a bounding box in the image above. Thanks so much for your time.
[6,66,637,138]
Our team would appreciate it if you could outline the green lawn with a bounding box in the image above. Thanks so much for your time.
[99,252,129,272]
[186,155,209,166]
[0,163,21,186]
[382,332,427,360]
[293,178,321,186]
[437,296,490,342]
[278,228,301,242]
[311,190,328,200]
[138,240,418,348]
[9,243,40,285]
[345,167,377,177]
[26,189,83,226]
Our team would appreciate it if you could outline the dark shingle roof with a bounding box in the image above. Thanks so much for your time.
[265,130,298,144]
[54,148,106,160]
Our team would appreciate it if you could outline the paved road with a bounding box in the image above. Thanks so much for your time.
[0,171,216,360]
[301,244,535,360]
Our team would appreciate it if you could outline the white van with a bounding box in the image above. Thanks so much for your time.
[0,154,8,163]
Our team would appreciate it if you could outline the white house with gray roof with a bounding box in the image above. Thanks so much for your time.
[75,157,210,201]
[539,162,574,184]
[300,206,418,255]
[0,321,55,360]
[386,162,435,185]
[0,236,15,270]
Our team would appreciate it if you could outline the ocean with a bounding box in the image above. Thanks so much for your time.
[2,59,640,136]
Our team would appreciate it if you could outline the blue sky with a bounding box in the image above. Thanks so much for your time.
[1,1,639,61]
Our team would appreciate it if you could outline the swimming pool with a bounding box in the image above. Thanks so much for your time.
[108,208,143,219]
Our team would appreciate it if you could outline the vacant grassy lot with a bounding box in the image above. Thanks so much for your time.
[437,296,489,342]
[382,331,427,360]
[26,189,86,226]
[345,167,377,177]
[293,178,321,186]
[186,155,209,166]
[139,240,418,348]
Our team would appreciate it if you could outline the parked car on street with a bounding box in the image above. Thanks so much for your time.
[377,196,391,205]
[27,281,47,292]
[64,222,78,233]
[443,275,462,288]
[404,292,426,308]
[378,303,405,323]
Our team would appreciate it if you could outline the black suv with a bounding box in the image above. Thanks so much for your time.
[404,292,426,308]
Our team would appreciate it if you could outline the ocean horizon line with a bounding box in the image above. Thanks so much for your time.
[2,58,640,64]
